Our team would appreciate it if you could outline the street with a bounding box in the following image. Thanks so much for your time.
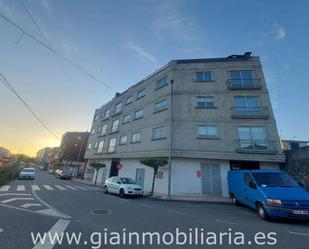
[0,168,308,249]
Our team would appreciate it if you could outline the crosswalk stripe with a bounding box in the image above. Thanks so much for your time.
[43,185,54,191]
[0,185,10,192]
[72,185,89,190]
[55,185,67,190]
[65,185,77,190]
[31,185,40,191]
[17,185,25,191]
[82,186,99,191]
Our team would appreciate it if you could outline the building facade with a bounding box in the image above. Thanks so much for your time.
[36,147,54,169]
[84,53,285,197]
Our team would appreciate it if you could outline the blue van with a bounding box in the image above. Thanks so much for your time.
[228,170,309,220]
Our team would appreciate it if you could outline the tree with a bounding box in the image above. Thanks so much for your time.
[90,162,106,186]
[140,159,168,196]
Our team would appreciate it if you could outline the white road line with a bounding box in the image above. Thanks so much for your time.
[0,185,10,191]
[288,231,309,237]
[1,197,35,204]
[43,185,54,191]
[17,185,25,191]
[65,185,77,190]
[215,219,239,226]
[55,185,67,190]
[82,186,99,191]
[32,219,71,249]
[31,185,40,191]
[167,210,187,216]
[72,185,89,190]
[20,203,42,208]
[0,193,31,197]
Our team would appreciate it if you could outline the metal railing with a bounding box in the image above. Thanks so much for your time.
[227,79,263,89]
[235,139,277,153]
[231,107,270,119]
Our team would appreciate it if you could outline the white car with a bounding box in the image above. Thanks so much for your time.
[104,177,143,197]
[19,168,35,180]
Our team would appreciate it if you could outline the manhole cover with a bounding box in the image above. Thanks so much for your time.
[91,209,111,215]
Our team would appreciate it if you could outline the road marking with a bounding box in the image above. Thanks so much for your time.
[0,185,10,191]
[0,193,31,197]
[0,228,3,233]
[82,186,100,191]
[1,197,35,204]
[288,231,309,237]
[32,219,71,249]
[72,185,89,190]
[65,185,77,190]
[167,210,187,216]
[43,185,54,191]
[55,185,67,190]
[31,185,40,191]
[215,219,239,226]
[20,203,42,208]
[17,185,25,191]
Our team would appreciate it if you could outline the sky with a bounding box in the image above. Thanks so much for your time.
[0,0,308,156]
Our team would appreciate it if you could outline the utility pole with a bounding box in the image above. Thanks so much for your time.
[76,135,84,176]
[168,80,174,199]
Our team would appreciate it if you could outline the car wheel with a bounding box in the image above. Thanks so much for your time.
[256,203,269,220]
[231,195,240,206]
[104,186,109,194]
[119,188,125,198]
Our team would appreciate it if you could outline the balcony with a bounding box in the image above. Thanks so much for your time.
[235,139,278,154]
[231,107,270,119]
[227,79,263,90]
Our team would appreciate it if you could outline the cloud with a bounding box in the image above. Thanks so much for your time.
[273,22,286,40]
[124,41,157,63]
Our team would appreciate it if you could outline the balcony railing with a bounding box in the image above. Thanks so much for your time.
[231,107,270,119]
[235,139,278,154]
[227,79,263,90]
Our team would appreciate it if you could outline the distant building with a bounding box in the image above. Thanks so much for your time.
[281,140,309,151]
[48,147,60,170]
[84,53,284,197]
[0,147,10,158]
[58,132,89,176]
[36,147,54,169]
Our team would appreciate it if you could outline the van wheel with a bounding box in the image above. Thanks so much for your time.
[256,203,269,220]
[104,186,109,194]
[231,194,240,206]
[119,189,125,198]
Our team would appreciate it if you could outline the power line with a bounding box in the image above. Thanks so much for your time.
[0,73,61,141]
[0,12,114,91]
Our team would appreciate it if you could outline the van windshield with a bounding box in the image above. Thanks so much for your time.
[252,173,299,187]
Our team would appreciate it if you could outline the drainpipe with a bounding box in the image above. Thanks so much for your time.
[168,79,174,199]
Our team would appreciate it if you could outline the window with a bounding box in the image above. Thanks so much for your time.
[100,124,107,136]
[195,71,212,81]
[126,95,134,104]
[196,97,215,108]
[115,102,123,114]
[156,77,167,89]
[107,138,117,152]
[90,128,95,135]
[119,135,127,145]
[94,141,98,149]
[244,173,255,188]
[104,108,110,119]
[87,143,92,150]
[197,126,218,137]
[131,132,141,143]
[123,114,130,124]
[230,70,254,87]
[97,140,104,153]
[152,127,166,140]
[134,109,144,119]
[94,114,98,121]
[238,127,267,150]
[111,119,120,132]
[154,99,167,112]
[137,89,145,99]
[234,96,261,115]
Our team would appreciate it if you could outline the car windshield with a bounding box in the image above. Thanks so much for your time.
[252,173,299,187]
[23,168,34,173]
[120,178,135,184]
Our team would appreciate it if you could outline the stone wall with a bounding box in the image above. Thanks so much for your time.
[281,146,309,190]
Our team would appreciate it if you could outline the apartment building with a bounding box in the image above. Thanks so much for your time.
[84,52,285,197]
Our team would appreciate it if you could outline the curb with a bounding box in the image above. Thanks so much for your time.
[145,195,231,205]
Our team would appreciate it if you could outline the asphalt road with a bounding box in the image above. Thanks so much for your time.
[0,168,308,249]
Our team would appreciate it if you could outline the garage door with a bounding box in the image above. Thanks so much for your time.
[201,164,222,195]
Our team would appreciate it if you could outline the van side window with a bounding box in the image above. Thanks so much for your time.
[244,173,254,187]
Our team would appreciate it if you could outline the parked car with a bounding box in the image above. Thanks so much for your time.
[228,170,309,220]
[104,177,143,197]
[19,168,35,180]
[55,170,72,180]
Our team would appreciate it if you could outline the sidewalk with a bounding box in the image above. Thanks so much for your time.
[72,177,104,188]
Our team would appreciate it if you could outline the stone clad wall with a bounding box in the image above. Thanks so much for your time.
[281,146,309,190]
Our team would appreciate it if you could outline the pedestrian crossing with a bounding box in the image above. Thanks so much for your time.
[0,184,101,192]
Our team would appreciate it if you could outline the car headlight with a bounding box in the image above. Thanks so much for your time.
[267,199,282,207]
